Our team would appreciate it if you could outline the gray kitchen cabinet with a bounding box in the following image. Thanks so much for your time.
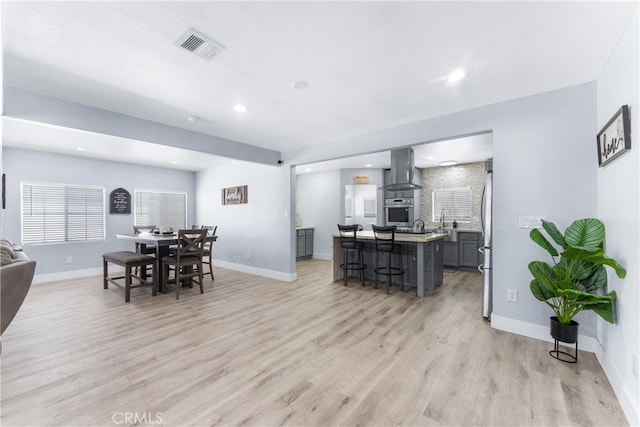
[296,228,314,260]
[443,241,459,267]
[458,231,481,268]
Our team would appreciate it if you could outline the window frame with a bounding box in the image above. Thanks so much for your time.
[432,187,473,223]
[133,189,188,231]
[21,181,106,245]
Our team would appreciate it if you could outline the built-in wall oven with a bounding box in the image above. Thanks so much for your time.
[384,198,414,228]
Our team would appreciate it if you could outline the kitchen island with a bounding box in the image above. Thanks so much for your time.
[332,231,448,297]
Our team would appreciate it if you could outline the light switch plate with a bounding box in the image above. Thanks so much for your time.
[519,216,547,229]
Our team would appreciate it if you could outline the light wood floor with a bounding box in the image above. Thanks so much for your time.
[1,260,627,426]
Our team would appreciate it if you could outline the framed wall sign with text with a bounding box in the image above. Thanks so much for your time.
[597,105,631,167]
[109,187,131,214]
[222,185,248,205]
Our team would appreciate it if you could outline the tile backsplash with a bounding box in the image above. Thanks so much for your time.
[419,162,485,230]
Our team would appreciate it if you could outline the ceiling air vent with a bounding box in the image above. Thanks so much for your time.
[176,28,225,60]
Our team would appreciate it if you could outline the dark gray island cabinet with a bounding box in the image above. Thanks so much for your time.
[332,231,447,297]
[296,227,314,260]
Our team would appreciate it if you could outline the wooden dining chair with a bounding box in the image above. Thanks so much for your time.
[161,228,207,300]
[201,225,217,280]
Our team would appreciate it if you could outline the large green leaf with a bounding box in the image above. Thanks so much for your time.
[562,247,627,278]
[530,278,556,301]
[530,228,558,257]
[580,265,608,292]
[565,218,604,249]
[556,258,591,282]
[528,261,558,291]
[541,220,567,249]
[588,291,617,323]
[556,289,617,323]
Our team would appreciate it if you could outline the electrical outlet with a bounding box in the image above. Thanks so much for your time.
[633,355,638,380]
[507,289,518,302]
[65,256,72,264]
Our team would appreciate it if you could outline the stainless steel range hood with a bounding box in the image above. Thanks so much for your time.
[384,148,423,191]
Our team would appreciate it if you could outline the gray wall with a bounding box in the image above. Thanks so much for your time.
[286,82,599,337]
[296,170,342,260]
[2,148,196,277]
[419,162,485,230]
[596,11,639,424]
[195,160,293,278]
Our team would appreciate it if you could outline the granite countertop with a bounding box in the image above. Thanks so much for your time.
[334,230,448,243]
[296,226,314,230]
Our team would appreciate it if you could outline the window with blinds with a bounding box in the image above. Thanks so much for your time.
[134,190,187,231]
[21,182,105,244]
[363,198,376,218]
[432,187,472,222]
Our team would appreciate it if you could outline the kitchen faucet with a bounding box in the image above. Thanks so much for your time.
[440,209,446,228]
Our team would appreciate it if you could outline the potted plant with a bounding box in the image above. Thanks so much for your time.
[528,218,626,358]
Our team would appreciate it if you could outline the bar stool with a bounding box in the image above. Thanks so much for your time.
[372,225,405,294]
[337,224,367,286]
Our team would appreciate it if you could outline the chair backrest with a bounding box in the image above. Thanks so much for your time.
[337,224,359,246]
[176,228,207,260]
[203,225,217,236]
[371,225,396,252]
[191,224,202,229]
[133,225,156,234]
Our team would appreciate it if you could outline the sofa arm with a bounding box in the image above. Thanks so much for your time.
[1,259,36,334]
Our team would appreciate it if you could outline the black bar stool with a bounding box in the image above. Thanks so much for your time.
[372,225,405,294]
[337,224,367,286]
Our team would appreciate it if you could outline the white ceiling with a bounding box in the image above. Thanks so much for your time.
[2,1,637,171]
[296,132,494,173]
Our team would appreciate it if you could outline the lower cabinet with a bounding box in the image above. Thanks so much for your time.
[296,228,314,260]
[458,232,481,268]
[443,241,459,267]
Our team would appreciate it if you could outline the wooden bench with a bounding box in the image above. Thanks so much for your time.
[103,251,157,302]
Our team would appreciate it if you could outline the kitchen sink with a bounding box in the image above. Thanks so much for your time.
[425,228,458,242]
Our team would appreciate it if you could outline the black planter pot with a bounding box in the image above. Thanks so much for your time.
[549,316,579,363]
[549,316,579,343]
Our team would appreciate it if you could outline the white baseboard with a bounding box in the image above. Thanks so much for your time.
[490,314,600,353]
[213,260,296,282]
[34,262,297,284]
[33,267,105,284]
[312,253,332,261]
[596,344,639,426]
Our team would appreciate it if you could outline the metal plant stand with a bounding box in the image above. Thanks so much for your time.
[550,337,578,363]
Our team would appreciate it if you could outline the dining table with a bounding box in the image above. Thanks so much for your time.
[116,232,218,292]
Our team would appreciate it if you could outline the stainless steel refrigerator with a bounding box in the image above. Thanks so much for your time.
[479,161,493,319]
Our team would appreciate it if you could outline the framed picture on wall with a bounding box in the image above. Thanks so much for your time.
[222,185,248,205]
[597,105,631,167]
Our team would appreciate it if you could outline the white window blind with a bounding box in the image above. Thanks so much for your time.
[134,190,186,231]
[21,182,105,244]
[363,198,376,218]
[345,198,353,218]
[432,187,472,222]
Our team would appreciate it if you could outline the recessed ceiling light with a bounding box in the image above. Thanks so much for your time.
[440,160,458,166]
[75,147,87,151]
[305,168,312,172]
[447,68,466,83]
[365,164,373,168]
[291,80,309,90]
[187,115,199,123]
[233,104,248,113]
[426,156,435,160]
[172,161,179,165]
